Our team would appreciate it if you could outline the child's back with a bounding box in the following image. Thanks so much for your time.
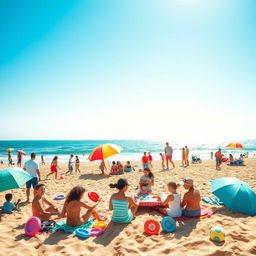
[166,193,182,217]
[3,200,15,214]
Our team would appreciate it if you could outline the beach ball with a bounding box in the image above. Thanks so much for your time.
[209,226,225,242]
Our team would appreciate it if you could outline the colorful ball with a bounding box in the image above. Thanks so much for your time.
[209,226,225,242]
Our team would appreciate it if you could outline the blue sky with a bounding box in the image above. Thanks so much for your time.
[0,0,255,142]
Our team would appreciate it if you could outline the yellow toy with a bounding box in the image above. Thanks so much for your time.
[93,221,107,230]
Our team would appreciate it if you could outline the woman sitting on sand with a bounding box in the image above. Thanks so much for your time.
[60,186,104,227]
[109,179,139,223]
[139,167,154,194]
[117,161,124,174]
[110,161,118,175]
[124,161,134,172]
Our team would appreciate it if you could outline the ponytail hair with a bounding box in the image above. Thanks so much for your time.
[109,178,129,190]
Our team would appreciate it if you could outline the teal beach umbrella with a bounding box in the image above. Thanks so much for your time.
[0,167,32,192]
[211,177,256,216]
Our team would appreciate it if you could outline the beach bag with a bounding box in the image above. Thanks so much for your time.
[40,220,56,232]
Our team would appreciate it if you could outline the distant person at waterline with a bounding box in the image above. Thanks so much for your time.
[159,153,165,170]
[66,154,74,175]
[41,155,45,165]
[8,152,12,166]
[215,148,222,170]
[148,152,153,167]
[184,146,189,167]
[164,142,175,169]
[17,152,22,167]
[75,156,81,173]
[23,153,41,202]
[142,152,149,169]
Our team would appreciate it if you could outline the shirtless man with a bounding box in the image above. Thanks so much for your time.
[180,178,201,217]
[32,184,59,221]
[215,148,222,170]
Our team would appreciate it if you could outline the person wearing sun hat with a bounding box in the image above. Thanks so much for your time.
[180,177,201,217]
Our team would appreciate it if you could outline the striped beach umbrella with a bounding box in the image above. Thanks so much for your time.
[88,144,123,161]
[226,143,244,149]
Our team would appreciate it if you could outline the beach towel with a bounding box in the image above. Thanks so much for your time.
[156,207,217,221]
[50,218,95,234]
[202,197,224,205]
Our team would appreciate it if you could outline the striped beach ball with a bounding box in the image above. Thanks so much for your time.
[209,226,225,242]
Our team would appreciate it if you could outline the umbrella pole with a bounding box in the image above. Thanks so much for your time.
[11,189,17,203]
[107,158,110,170]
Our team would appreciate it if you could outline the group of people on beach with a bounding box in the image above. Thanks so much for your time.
[2,150,201,227]
[29,170,201,227]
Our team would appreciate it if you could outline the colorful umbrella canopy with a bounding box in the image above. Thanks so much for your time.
[6,148,15,153]
[16,150,26,155]
[211,177,256,216]
[226,143,244,149]
[0,167,32,192]
[88,144,123,161]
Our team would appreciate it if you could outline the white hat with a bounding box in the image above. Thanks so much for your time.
[179,177,194,186]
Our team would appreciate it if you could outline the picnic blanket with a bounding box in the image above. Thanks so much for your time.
[50,218,95,234]
[156,207,217,221]
[135,193,163,207]
[202,197,224,205]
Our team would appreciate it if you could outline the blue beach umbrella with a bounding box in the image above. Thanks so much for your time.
[0,167,32,192]
[211,177,256,216]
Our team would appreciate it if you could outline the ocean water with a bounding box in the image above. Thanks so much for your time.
[0,140,255,164]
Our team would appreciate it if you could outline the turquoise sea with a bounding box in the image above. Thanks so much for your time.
[0,140,255,163]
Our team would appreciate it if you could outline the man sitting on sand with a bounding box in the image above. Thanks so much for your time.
[32,184,59,221]
[180,178,201,217]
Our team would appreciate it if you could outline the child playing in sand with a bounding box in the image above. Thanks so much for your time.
[60,186,104,227]
[124,161,133,172]
[32,184,59,221]
[99,160,106,175]
[46,156,61,179]
[139,167,154,193]
[156,182,182,217]
[138,183,149,196]
[109,179,139,223]
[2,194,21,214]
[110,161,118,175]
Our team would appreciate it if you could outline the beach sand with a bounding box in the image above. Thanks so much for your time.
[0,159,255,256]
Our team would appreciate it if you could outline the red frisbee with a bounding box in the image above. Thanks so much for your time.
[88,191,100,202]
[144,219,160,235]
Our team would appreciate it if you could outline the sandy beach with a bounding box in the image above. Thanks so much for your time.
[0,159,255,256]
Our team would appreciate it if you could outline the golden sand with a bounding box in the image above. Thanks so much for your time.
[0,159,255,256]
